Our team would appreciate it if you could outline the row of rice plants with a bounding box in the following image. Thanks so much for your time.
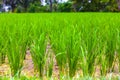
[6,24,29,76]
[0,15,32,77]
[49,14,120,77]
[0,13,120,79]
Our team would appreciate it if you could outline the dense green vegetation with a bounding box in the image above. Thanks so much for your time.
[0,0,120,12]
[0,13,120,79]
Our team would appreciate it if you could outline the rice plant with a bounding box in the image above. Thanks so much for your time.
[30,27,47,77]
[6,25,28,76]
[49,26,67,75]
[0,35,5,64]
[0,26,8,64]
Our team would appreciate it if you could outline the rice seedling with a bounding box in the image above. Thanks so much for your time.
[50,34,66,73]
[78,24,100,76]
[65,26,81,77]
[6,25,28,76]
[105,26,116,72]
[49,26,67,75]
[30,27,47,77]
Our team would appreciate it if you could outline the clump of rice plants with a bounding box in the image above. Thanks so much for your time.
[6,26,28,76]
[49,26,67,75]
[30,27,47,77]
[65,26,81,77]
[79,25,100,76]
[115,27,120,72]
[0,26,8,64]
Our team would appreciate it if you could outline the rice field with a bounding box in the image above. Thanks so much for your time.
[0,13,120,79]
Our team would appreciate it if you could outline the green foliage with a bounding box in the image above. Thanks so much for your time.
[57,2,72,12]
[1,0,120,12]
[0,13,120,78]
[28,3,49,12]
[66,27,81,77]
[0,26,7,64]
[30,31,47,77]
